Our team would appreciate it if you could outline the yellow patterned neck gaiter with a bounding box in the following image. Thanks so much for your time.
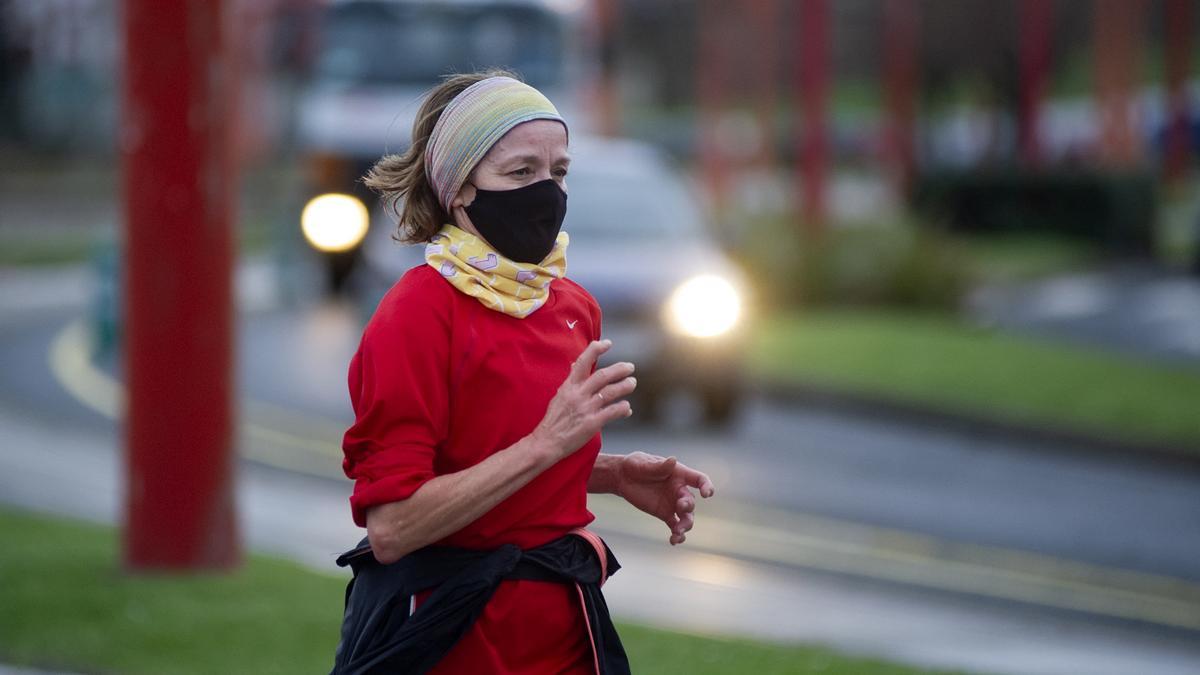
[424,224,568,318]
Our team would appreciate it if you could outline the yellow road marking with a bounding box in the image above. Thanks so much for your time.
[49,319,344,472]
[47,318,1200,631]
[48,320,122,419]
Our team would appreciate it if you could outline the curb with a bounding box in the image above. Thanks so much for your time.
[754,380,1200,474]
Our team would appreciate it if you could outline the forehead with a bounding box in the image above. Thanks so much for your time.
[482,120,569,164]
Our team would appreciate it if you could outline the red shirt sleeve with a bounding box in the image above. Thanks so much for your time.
[342,269,451,527]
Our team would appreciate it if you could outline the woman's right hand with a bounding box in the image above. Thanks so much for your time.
[531,339,637,460]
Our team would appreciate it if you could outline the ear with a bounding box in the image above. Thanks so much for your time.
[450,181,477,210]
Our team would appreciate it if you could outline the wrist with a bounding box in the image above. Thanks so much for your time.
[524,431,562,467]
[589,453,625,496]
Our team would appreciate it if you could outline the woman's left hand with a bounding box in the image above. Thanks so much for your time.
[616,452,715,545]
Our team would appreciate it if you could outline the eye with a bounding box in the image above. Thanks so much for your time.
[553,167,568,178]
[509,167,532,177]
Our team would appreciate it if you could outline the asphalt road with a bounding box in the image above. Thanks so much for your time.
[970,266,1200,366]
[3,265,1200,674]
[238,298,1200,583]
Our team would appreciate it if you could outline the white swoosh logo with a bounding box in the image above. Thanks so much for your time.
[566,319,578,330]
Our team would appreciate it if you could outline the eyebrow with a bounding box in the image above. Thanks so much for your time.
[500,153,572,167]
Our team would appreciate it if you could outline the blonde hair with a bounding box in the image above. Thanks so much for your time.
[363,68,520,244]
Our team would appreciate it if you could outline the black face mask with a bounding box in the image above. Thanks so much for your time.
[464,178,568,264]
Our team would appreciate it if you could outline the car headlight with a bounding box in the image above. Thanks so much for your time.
[664,274,742,338]
[301,193,369,253]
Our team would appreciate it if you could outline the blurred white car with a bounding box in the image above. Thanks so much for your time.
[357,136,750,425]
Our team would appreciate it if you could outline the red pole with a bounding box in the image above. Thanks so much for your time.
[1093,0,1145,168]
[592,0,621,136]
[749,0,780,171]
[121,0,240,570]
[1164,0,1193,183]
[697,0,729,215]
[882,0,918,196]
[797,0,830,233]
[1018,0,1053,167]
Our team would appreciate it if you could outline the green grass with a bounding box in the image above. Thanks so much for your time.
[956,232,1100,283]
[0,220,275,267]
[751,310,1200,451]
[0,507,953,675]
[0,233,101,266]
[620,625,946,675]
[0,509,345,675]
[1157,184,1200,269]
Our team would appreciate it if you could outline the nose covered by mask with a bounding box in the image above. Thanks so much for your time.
[463,178,567,264]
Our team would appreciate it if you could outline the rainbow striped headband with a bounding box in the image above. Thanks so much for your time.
[424,76,567,212]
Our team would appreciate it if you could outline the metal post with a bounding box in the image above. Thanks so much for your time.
[1018,0,1052,167]
[797,0,830,233]
[121,0,239,570]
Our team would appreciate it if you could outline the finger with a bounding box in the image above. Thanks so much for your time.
[670,531,686,546]
[665,514,681,545]
[595,399,633,425]
[569,340,611,383]
[676,511,695,534]
[679,465,716,498]
[642,455,677,480]
[595,376,637,406]
[583,360,635,394]
[675,493,695,514]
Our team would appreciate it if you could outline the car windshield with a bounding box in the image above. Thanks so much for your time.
[315,2,565,88]
[563,167,705,239]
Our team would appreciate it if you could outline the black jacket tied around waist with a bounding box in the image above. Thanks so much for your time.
[330,531,631,675]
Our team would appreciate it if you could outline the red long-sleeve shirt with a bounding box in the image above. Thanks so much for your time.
[342,262,604,673]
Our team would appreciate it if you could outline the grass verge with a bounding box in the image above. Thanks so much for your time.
[750,310,1200,452]
[0,221,275,267]
[956,232,1100,283]
[0,507,953,675]
[0,233,102,267]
